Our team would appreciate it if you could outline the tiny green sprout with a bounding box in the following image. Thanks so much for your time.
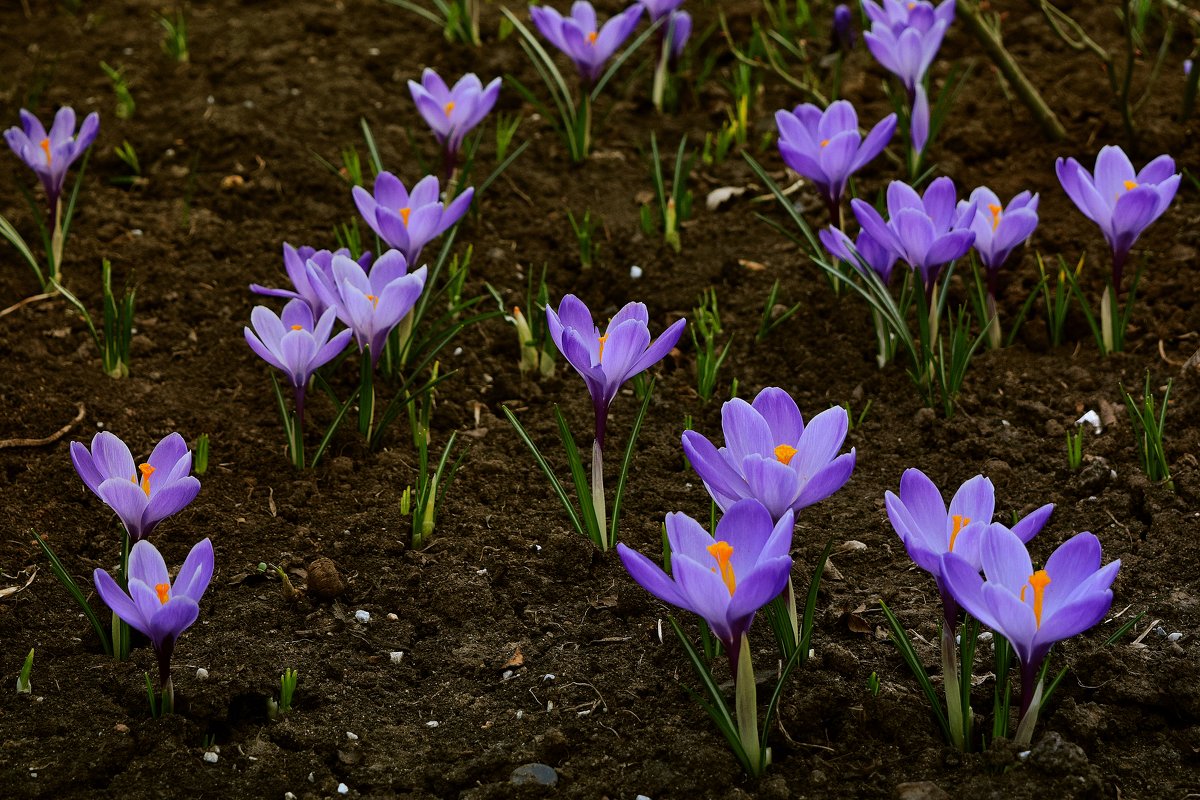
[691,288,732,402]
[647,132,693,252]
[201,733,216,748]
[144,672,161,718]
[273,566,301,602]
[257,561,268,573]
[268,668,299,718]
[843,400,873,431]
[112,140,143,186]
[1066,426,1084,471]
[340,145,365,187]
[157,8,190,63]
[52,259,135,379]
[566,209,599,269]
[99,61,136,120]
[729,377,740,399]
[867,671,881,698]
[400,486,413,516]
[494,112,522,163]
[16,648,34,694]
[1121,372,1173,488]
[193,434,210,475]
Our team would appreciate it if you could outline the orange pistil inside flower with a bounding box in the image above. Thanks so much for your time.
[774,444,797,465]
[291,324,303,331]
[1027,569,1051,627]
[366,294,379,308]
[40,138,52,164]
[134,463,155,497]
[587,31,598,45]
[155,583,171,604]
[444,101,455,117]
[988,203,1002,231]
[707,541,737,596]
[948,514,969,552]
[400,207,411,226]
[597,334,608,361]
[1123,180,1138,191]
[820,138,830,148]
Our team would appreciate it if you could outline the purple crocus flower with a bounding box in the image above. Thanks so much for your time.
[244,299,353,425]
[70,432,202,543]
[850,177,976,297]
[885,468,1053,625]
[546,294,685,449]
[941,525,1119,717]
[776,100,897,222]
[4,107,100,210]
[408,69,502,168]
[530,1,645,85]
[639,0,683,19]
[862,0,954,92]
[819,225,899,284]
[832,4,856,51]
[682,388,856,523]
[665,10,691,58]
[958,187,1039,297]
[617,499,794,670]
[94,537,214,712]
[1055,145,1180,290]
[307,250,427,366]
[353,172,474,267]
[250,244,373,319]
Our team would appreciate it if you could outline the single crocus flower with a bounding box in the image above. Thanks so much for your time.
[959,187,1039,296]
[682,387,856,523]
[884,468,1053,624]
[250,244,373,320]
[546,294,685,449]
[306,250,428,366]
[941,525,1119,742]
[819,225,899,284]
[71,432,202,543]
[94,537,214,714]
[862,0,954,93]
[408,69,502,172]
[832,4,856,51]
[4,107,100,211]
[618,500,794,669]
[1055,145,1179,291]
[353,172,474,267]
[850,177,976,298]
[244,299,353,425]
[776,100,897,224]
[530,1,645,85]
[639,0,683,20]
[665,9,691,58]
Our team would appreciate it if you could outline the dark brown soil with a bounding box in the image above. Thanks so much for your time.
[1,0,1198,798]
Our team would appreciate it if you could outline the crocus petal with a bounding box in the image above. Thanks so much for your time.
[143,477,201,531]
[129,539,171,588]
[173,538,215,601]
[1010,503,1053,543]
[681,432,751,508]
[940,552,1001,631]
[97,478,150,537]
[71,441,105,495]
[90,432,137,482]
[94,568,150,635]
[149,597,200,646]
[741,456,802,521]
[727,556,793,623]
[722,399,775,464]
[616,543,686,608]
[849,113,897,172]
[751,387,804,445]
[980,524,1033,592]
[626,317,686,376]
[947,475,994,531]
[794,450,856,510]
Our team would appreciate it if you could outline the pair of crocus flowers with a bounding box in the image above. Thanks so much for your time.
[887,469,1119,714]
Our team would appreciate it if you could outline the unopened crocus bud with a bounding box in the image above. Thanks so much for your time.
[512,306,539,374]
[833,4,855,51]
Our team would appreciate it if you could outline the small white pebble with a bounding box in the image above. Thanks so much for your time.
[1000,419,1010,427]
[122,47,133,55]
[629,265,643,279]
[546,701,554,712]
[196,668,210,681]
[516,710,524,719]
[96,421,106,429]
[1017,750,1031,761]
[130,229,143,237]
[426,720,439,728]
[337,783,349,795]
[390,651,404,664]
[1168,632,1183,642]
[308,772,315,783]
[203,752,219,764]
[476,568,487,576]
[355,610,370,623]
[532,544,542,552]
[1077,410,1102,433]
[542,674,555,682]
[453,347,463,356]
[637,795,652,800]
[346,731,359,740]
[977,632,993,643]
[367,47,380,56]
[502,670,514,681]
[285,793,297,800]
[30,773,37,778]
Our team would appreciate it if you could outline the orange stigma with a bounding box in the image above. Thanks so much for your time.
[597,334,608,362]
[291,324,303,331]
[1123,180,1138,191]
[988,203,1002,230]
[774,444,797,465]
[707,541,737,596]
[443,101,455,117]
[40,138,51,164]
[820,138,830,147]
[587,31,598,45]
[155,583,171,604]
[137,463,155,497]
[948,515,969,552]
[400,207,411,226]
[366,293,379,308]
[1027,570,1051,627]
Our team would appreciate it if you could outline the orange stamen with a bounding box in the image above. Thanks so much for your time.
[707,541,737,596]
[443,101,455,117]
[40,138,51,164]
[366,294,379,308]
[1028,570,1051,627]
[1123,180,1138,191]
[291,324,303,331]
[948,514,969,552]
[774,444,798,465]
[820,138,830,148]
[597,334,608,362]
[988,203,1002,231]
[400,207,411,226]
[155,583,171,604]
[138,463,155,497]
[587,31,598,45]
